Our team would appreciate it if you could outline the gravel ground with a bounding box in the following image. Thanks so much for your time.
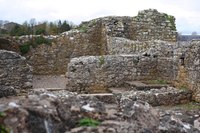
[33,75,67,89]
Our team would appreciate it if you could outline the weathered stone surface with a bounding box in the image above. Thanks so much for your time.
[0,37,20,53]
[0,91,198,133]
[117,87,192,107]
[66,55,158,93]
[184,41,200,102]
[0,50,32,97]
[1,9,175,75]
[25,26,107,74]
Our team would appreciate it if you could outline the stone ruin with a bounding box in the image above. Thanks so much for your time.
[0,50,32,97]
[0,9,200,133]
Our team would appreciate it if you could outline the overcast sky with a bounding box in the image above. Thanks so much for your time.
[0,0,200,34]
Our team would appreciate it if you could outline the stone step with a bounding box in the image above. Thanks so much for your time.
[124,81,168,90]
[79,93,116,104]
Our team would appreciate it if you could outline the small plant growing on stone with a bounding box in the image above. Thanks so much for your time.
[78,118,101,127]
[99,55,105,65]
[77,24,88,33]
[164,14,176,31]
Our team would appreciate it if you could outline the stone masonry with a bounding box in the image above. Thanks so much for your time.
[67,55,158,93]
[0,50,32,97]
[66,40,200,102]
[18,9,177,75]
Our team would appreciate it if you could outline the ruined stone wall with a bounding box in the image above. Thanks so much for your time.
[0,50,32,97]
[88,9,177,42]
[26,28,108,75]
[157,57,178,80]
[107,37,176,55]
[184,41,200,101]
[17,9,177,75]
[130,9,177,41]
[67,55,158,93]
[0,37,20,53]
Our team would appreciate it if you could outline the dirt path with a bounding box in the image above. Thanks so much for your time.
[33,75,67,89]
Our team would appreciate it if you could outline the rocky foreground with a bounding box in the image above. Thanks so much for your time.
[0,88,200,133]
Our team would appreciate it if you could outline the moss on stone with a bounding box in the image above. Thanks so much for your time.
[99,55,105,66]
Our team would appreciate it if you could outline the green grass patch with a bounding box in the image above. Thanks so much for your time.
[146,79,168,85]
[78,118,101,127]
[0,112,6,117]
[0,125,10,133]
[176,102,200,110]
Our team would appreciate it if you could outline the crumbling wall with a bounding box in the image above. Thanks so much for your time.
[0,37,20,53]
[24,9,177,75]
[0,50,32,97]
[67,55,158,93]
[130,9,177,41]
[184,41,200,102]
[26,28,108,75]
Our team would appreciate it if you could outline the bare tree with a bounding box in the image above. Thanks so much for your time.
[29,18,36,35]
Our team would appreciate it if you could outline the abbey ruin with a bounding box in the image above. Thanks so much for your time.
[0,9,200,132]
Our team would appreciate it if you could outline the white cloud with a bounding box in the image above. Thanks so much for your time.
[0,0,200,34]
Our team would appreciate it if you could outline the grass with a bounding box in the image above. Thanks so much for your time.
[175,102,200,110]
[0,112,6,117]
[78,118,101,127]
[146,79,168,85]
[159,102,200,111]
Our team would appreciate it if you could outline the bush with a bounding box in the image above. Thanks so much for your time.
[34,36,52,45]
[20,36,52,54]
[19,44,30,55]
[77,24,88,33]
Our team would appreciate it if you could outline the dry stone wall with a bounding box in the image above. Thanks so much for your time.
[67,55,158,93]
[0,50,32,97]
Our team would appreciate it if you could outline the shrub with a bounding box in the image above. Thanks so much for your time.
[78,118,101,127]
[19,44,30,55]
[20,36,52,54]
[33,36,52,46]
